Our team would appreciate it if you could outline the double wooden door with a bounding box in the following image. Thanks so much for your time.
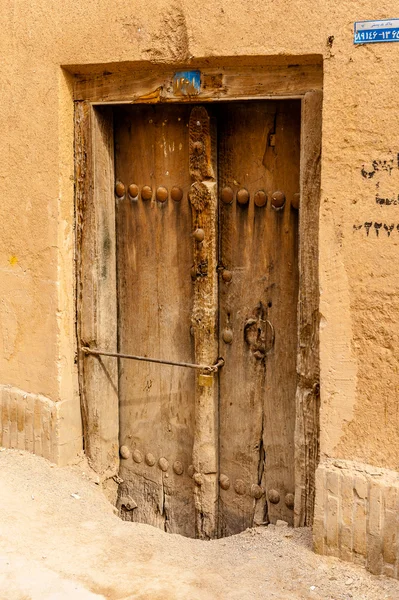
[114,101,300,539]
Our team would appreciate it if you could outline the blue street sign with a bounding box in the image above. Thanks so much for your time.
[354,19,399,44]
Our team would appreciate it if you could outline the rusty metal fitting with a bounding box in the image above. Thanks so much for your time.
[219,474,230,490]
[158,457,169,472]
[141,185,153,201]
[221,187,234,205]
[222,270,232,283]
[271,191,286,209]
[171,186,183,202]
[120,445,130,459]
[128,184,139,198]
[193,228,205,242]
[222,329,233,344]
[237,188,249,205]
[115,182,125,198]
[234,479,246,495]
[254,190,267,207]
[156,186,168,202]
[292,193,300,210]
[132,449,143,463]
[145,453,156,466]
[268,489,280,504]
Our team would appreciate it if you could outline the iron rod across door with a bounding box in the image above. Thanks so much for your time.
[81,346,225,373]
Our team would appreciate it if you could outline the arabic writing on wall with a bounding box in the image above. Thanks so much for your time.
[353,152,399,236]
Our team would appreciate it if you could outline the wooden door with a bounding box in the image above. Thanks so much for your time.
[115,105,198,537]
[114,100,300,538]
[217,101,300,535]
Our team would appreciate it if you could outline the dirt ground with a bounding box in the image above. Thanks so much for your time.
[0,449,398,600]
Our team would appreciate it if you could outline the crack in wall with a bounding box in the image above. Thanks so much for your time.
[161,478,169,532]
[142,1,190,63]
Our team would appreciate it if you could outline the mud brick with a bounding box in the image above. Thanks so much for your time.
[1,388,10,448]
[340,470,354,527]
[326,495,339,555]
[33,396,42,456]
[327,470,340,497]
[354,474,368,500]
[314,465,327,523]
[368,481,382,537]
[25,394,35,453]
[353,501,367,557]
[41,402,51,460]
[367,532,383,575]
[383,507,398,566]
[17,394,26,450]
[9,391,17,449]
[313,517,325,554]
[383,564,396,578]
[340,526,353,562]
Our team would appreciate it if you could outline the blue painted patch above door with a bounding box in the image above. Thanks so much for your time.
[173,71,201,96]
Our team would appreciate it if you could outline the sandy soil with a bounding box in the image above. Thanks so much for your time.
[0,449,398,600]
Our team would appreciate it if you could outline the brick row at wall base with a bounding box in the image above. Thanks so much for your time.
[314,459,399,579]
[0,385,57,460]
[0,384,83,465]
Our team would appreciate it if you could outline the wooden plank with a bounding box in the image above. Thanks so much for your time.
[218,102,275,535]
[294,90,322,527]
[73,65,323,104]
[115,104,197,537]
[261,103,300,524]
[188,107,219,540]
[218,101,300,534]
[75,102,119,477]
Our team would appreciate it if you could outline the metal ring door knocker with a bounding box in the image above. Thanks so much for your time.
[244,316,275,359]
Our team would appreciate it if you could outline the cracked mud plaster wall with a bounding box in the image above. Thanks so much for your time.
[1,0,399,469]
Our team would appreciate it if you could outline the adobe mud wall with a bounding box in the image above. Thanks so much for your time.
[1,0,399,575]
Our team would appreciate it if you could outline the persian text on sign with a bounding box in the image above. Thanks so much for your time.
[354,19,399,44]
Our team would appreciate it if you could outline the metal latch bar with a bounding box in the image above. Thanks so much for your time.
[81,347,224,373]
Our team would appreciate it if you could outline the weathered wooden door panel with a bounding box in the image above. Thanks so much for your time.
[114,100,300,538]
[217,101,300,535]
[115,105,197,536]
[187,107,219,540]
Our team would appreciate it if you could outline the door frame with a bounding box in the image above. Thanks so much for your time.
[74,62,322,526]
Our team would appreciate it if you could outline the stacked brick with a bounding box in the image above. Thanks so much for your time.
[0,385,56,461]
[314,459,399,578]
